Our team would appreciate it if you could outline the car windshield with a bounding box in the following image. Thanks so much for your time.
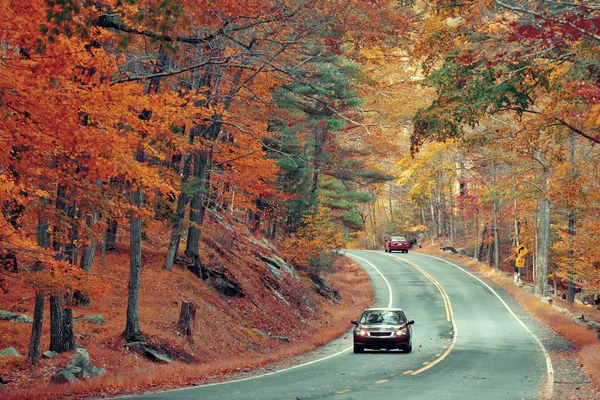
[360,310,405,325]
[391,237,405,241]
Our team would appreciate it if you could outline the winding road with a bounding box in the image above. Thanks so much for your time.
[123,250,553,399]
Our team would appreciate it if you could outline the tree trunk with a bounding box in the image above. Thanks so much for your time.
[478,224,487,262]
[49,186,75,353]
[567,135,577,302]
[567,209,576,302]
[28,292,44,364]
[185,151,210,258]
[177,301,197,339]
[165,145,193,271]
[49,295,74,353]
[29,205,51,364]
[491,162,500,270]
[105,219,118,250]
[123,185,146,342]
[536,196,552,296]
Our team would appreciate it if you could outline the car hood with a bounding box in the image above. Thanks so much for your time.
[358,324,403,330]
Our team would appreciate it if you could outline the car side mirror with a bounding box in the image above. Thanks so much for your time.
[407,320,415,325]
[351,320,359,325]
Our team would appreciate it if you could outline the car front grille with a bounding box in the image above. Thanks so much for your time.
[369,332,392,337]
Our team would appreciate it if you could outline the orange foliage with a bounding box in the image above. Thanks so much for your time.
[0,214,372,399]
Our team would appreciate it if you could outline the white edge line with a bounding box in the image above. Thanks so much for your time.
[346,252,394,308]
[117,251,392,398]
[422,254,554,400]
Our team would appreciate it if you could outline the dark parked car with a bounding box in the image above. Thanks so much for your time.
[351,308,414,353]
[385,236,409,253]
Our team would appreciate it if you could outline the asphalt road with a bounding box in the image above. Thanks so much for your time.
[122,250,553,400]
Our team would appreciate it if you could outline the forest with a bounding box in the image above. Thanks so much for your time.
[1,0,600,397]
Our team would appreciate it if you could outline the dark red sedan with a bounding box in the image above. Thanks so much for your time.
[385,236,409,253]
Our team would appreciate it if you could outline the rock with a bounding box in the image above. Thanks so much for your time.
[540,296,553,305]
[0,347,21,357]
[0,310,33,323]
[70,348,90,369]
[308,273,341,301]
[62,365,83,375]
[265,263,282,280]
[143,347,172,363]
[42,350,59,359]
[74,314,104,325]
[440,246,458,254]
[258,253,296,279]
[272,335,291,342]
[272,289,290,306]
[124,341,144,352]
[81,365,105,379]
[586,320,600,330]
[251,329,269,340]
[50,370,78,384]
[575,292,594,305]
[524,285,536,294]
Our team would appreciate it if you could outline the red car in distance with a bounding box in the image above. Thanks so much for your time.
[385,236,409,253]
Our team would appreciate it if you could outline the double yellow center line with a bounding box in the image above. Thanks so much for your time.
[387,255,458,375]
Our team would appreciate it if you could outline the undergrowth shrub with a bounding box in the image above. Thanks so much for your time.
[279,207,343,274]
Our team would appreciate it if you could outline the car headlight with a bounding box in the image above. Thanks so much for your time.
[357,329,367,336]
[396,328,408,336]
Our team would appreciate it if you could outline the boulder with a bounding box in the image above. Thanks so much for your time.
[0,310,33,323]
[308,274,341,301]
[440,246,458,254]
[540,297,553,305]
[575,292,594,305]
[81,364,105,379]
[258,253,296,279]
[143,347,172,363]
[50,370,78,384]
[74,314,105,325]
[70,348,90,369]
[0,347,21,357]
[42,350,59,359]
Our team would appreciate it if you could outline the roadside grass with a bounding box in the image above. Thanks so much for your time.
[416,245,600,390]
[0,221,372,399]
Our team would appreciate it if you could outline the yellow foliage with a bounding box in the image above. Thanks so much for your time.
[279,206,344,271]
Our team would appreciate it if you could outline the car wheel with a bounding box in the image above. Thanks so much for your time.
[403,344,412,353]
[353,345,364,353]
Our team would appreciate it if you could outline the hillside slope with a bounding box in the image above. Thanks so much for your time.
[0,213,373,399]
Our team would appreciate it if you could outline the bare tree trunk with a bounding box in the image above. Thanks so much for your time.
[123,184,146,342]
[28,206,51,364]
[80,213,99,273]
[491,162,500,270]
[49,185,75,353]
[567,208,576,302]
[478,224,487,262]
[473,217,480,259]
[186,150,211,258]
[105,219,118,250]
[177,301,197,339]
[536,196,552,296]
[100,231,106,266]
[388,183,394,224]
[165,144,193,271]
[28,291,44,364]
[49,295,74,352]
[567,135,577,302]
